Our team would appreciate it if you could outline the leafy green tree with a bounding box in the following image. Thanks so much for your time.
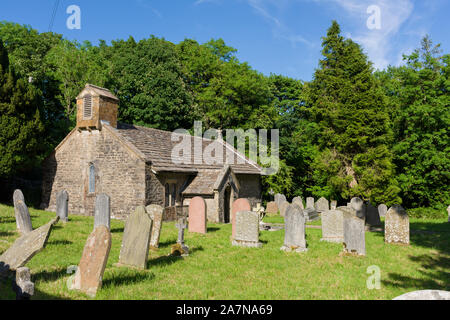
[0,41,44,178]
[304,21,400,205]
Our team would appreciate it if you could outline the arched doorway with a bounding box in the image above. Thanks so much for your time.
[224,185,231,223]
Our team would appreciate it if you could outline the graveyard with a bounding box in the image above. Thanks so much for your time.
[1,202,449,300]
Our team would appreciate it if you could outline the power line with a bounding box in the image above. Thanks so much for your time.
[48,0,61,32]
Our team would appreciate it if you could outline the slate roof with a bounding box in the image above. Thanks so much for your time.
[182,170,222,195]
[114,123,262,175]
[76,84,119,101]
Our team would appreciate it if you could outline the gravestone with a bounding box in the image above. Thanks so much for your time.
[188,196,207,234]
[365,203,381,227]
[232,211,262,248]
[231,199,251,239]
[14,200,33,235]
[0,217,59,273]
[315,197,329,213]
[171,217,189,256]
[281,204,307,252]
[94,194,110,230]
[279,201,289,218]
[146,204,164,249]
[350,197,366,218]
[321,209,344,243]
[303,208,319,222]
[330,200,337,210]
[13,267,34,300]
[266,202,278,215]
[56,190,69,223]
[385,205,409,245]
[447,205,450,223]
[341,207,365,256]
[292,197,304,210]
[306,197,314,209]
[117,206,152,269]
[13,189,25,204]
[274,194,286,207]
[393,290,450,300]
[71,225,111,297]
[378,204,388,217]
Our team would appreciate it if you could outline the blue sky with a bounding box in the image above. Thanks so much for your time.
[1,0,449,80]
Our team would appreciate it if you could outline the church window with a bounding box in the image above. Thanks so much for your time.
[83,95,93,119]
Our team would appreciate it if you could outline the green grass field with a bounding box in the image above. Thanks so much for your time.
[1,203,449,300]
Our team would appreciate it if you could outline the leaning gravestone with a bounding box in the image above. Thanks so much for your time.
[303,208,319,222]
[117,206,152,270]
[94,194,110,230]
[292,197,304,210]
[365,202,381,227]
[306,197,314,209]
[231,199,251,239]
[71,225,111,297]
[146,204,164,249]
[341,207,365,256]
[266,201,278,215]
[56,190,69,223]
[385,205,409,245]
[378,204,388,218]
[393,290,450,300]
[315,197,329,213]
[279,201,289,218]
[0,217,59,273]
[232,211,262,248]
[321,209,344,243]
[350,197,366,219]
[188,196,207,234]
[14,200,33,235]
[13,267,34,300]
[330,200,337,210]
[274,194,286,207]
[281,204,307,252]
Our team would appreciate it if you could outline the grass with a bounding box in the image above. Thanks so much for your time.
[1,203,449,300]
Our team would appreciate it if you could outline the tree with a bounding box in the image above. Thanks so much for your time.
[0,41,44,178]
[304,21,401,205]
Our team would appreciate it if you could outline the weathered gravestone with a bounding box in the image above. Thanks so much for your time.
[365,203,381,228]
[266,201,278,215]
[94,194,110,230]
[232,211,262,248]
[188,196,207,234]
[13,189,25,204]
[378,204,388,218]
[341,207,365,256]
[71,225,111,297]
[274,194,286,207]
[385,205,409,245]
[447,205,450,223]
[393,290,450,300]
[281,204,307,253]
[306,197,315,209]
[330,200,337,210]
[321,209,344,243]
[146,204,164,249]
[171,217,189,256]
[13,267,34,300]
[13,200,33,235]
[231,198,251,239]
[315,197,329,213]
[279,201,289,218]
[350,197,366,218]
[56,190,69,223]
[117,206,152,269]
[0,217,59,273]
[292,197,304,210]
[303,208,319,222]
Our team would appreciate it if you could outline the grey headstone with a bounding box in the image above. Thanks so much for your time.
[447,205,450,223]
[378,204,388,217]
[393,290,450,300]
[0,217,59,273]
[315,197,329,213]
[146,204,164,248]
[118,206,152,269]
[14,200,33,235]
[13,189,25,204]
[14,267,34,300]
[281,204,307,252]
[385,205,409,245]
[94,194,110,230]
[232,211,262,248]
[365,203,381,227]
[350,197,366,219]
[330,200,337,210]
[306,197,315,209]
[279,201,289,217]
[274,194,286,207]
[341,207,365,256]
[172,217,189,256]
[56,190,69,223]
[321,209,344,243]
[303,207,319,222]
[292,197,304,210]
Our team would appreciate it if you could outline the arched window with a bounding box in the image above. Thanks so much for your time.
[89,164,95,194]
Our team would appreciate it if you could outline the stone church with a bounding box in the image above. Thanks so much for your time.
[41,84,262,222]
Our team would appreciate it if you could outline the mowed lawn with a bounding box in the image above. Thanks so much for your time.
[0,203,449,300]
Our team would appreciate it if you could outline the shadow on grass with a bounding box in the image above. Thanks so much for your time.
[157,239,178,249]
[0,217,16,224]
[111,227,124,233]
[48,240,73,246]
[102,272,155,288]
[32,267,69,283]
[206,227,220,233]
[0,231,15,237]
[147,246,204,268]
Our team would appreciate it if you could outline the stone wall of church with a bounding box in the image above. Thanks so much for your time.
[236,174,262,208]
[41,127,146,220]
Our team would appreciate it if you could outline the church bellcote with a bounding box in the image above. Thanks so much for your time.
[76,84,119,130]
